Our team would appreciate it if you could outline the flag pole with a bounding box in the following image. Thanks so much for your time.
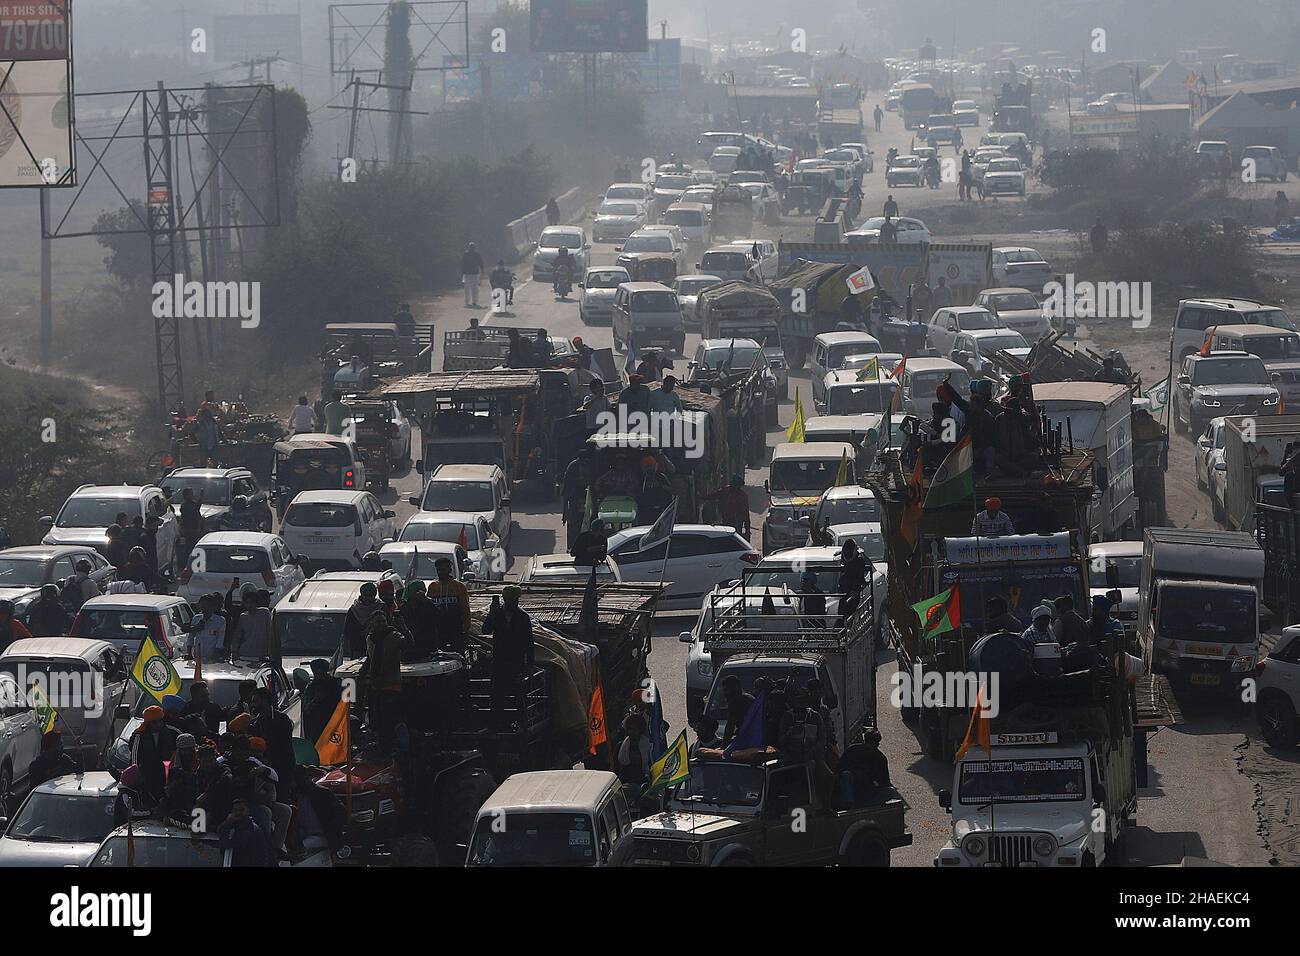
[344,699,353,823]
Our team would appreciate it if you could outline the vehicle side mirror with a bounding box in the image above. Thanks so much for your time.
[938,789,952,811]
[486,534,500,549]
[764,480,770,493]
[678,630,694,644]
[408,495,421,507]
[797,515,811,526]
[1273,371,1282,381]
[382,510,396,519]
[414,460,424,475]
[1177,374,1190,385]
[1214,461,1227,472]
[115,703,131,720]
[38,516,54,529]
[381,537,394,546]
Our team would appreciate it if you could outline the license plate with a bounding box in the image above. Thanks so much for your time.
[1185,644,1221,657]
[311,535,337,544]
[1190,674,1221,686]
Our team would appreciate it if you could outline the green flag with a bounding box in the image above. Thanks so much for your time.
[911,584,962,639]
[31,682,57,734]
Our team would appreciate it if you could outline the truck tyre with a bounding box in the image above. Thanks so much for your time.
[392,832,442,867]
[718,854,754,866]
[785,343,808,370]
[919,707,948,760]
[845,832,890,867]
[1260,696,1300,747]
[436,766,498,852]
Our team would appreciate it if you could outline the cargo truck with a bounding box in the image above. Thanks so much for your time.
[1033,382,1137,541]
[1137,528,1265,695]
[1221,414,1300,532]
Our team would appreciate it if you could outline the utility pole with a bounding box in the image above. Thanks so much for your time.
[331,74,427,170]
[39,189,51,365]
[145,80,184,417]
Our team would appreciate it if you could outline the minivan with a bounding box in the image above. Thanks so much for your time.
[811,331,882,405]
[467,770,633,867]
[660,202,710,245]
[411,463,512,552]
[279,490,395,571]
[1171,298,1297,362]
[612,281,686,354]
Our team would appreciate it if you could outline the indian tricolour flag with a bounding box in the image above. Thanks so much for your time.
[922,433,974,510]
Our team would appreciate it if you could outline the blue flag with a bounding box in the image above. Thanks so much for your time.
[723,689,767,757]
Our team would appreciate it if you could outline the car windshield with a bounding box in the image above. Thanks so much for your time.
[958,757,1087,804]
[160,476,231,505]
[56,497,135,528]
[1192,359,1270,385]
[955,311,998,330]
[893,157,921,168]
[671,762,765,808]
[274,612,346,656]
[132,677,243,718]
[1157,585,1256,643]
[912,370,972,397]
[1243,309,1296,331]
[663,209,703,225]
[541,231,582,249]
[422,481,494,512]
[821,494,881,525]
[400,521,479,548]
[827,382,897,415]
[632,291,679,312]
[382,550,459,579]
[829,343,879,366]
[188,547,271,574]
[990,293,1038,311]
[92,835,226,867]
[988,160,1022,172]
[1002,250,1044,264]
[283,503,357,528]
[8,792,118,843]
[71,609,162,646]
[701,345,762,371]
[656,175,693,190]
[606,186,644,200]
[0,558,48,587]
[1089,553,1142,588]
[598,203,640,217]
[832,529,886,561]
[1243,336,1300,360]
[468,812,598,866]
[585,270,627,289]
[676,278,721,294]
[701,252,749,273]
[622,236,672,253]
[975,333,1028,353]
[770,458,845,492]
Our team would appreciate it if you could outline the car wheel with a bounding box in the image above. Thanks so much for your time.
[0,762,11,806]
[1260,696,1300,747]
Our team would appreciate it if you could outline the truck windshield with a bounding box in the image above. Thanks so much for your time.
[468,812,598,866]
[939,566,1083,634]
[827,382,897,415]
[770,458,844,493]
[958,757,1087,804]
[1156,585,1256,643]
[1089,554,1141,588]
[671,762,765,808]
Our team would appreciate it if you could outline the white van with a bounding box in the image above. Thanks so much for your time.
[612,281,686,354]
[811,331,883,405]
[279,491,395,571]
[709,146,741,174]
[466,770,633,867]
[661,202,710,245]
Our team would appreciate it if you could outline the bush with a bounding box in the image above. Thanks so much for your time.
[1098,221,1257,294]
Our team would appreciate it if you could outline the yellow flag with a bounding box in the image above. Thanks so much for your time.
[855,356,880,381]
[315,699,350,765]
[31,682,57,734]
[129,634,182,702]
[786,388,806,443]
[834,448,850,485]
[645,730,691,796]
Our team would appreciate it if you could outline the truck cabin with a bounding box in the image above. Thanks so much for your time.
[933,532,1087,637]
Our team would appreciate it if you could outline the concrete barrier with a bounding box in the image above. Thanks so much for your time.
[504,186,586,261]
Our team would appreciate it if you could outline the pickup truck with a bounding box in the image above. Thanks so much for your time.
[621,756,911,866]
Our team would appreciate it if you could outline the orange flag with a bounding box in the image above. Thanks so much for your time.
[955,685,992,760]
[588,683,608,756]
[900,446,924,548]
[315,699,350,765]
[193,641,203,683]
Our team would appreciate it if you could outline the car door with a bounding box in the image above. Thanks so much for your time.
[665,532,726,604]
[763,766,816,864]
[494,473,511,544]
[478,518,502,579]
[94,647,129,748]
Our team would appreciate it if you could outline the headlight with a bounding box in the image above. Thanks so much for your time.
[964,836,986,857]
[1033,835,1056,857]
[695,658,713,678]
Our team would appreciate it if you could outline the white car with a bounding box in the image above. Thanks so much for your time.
[606,525,759,611]
[411,463,513,553]
[379,540,474,580]
[885,155,924,187]
[579,266,630,326]
[681,185,716,210]
[970,146,1006,181]
[605,182,653,205]
[1257,626,1300,747]
[0,669,43,795]
[973,287,1051,340]
[982,157,1027,196]
[950,328,1030,376]
[0,545,116,623]
[926,306,1004,355]
[592,200,648,242]
[519,554,621,584]
[1087,540,1143,633]
[69,594,193,660]
[709,146,741,174]
[660,202,711,245]
[616,230,687,275]
[397,510,504,580]
[952,100,980,126]
[532,225,590,281]
[177,531,306,607]
[838,143,875,173]
[847,216,931,244]
[279,490,395,571]
[40,484,181,574]
[991,246,1054,290]
[1195,418,1230,492]
[0,772,120,867]
[736,182,780,223]
[808,486,882,541]
[673,274,725,329]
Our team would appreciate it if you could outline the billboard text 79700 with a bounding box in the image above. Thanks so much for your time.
[0,1,70,61]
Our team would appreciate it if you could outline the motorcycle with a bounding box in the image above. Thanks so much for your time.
[553,265,573,300]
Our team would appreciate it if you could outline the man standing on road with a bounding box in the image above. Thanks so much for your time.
[873,104,883,132]
[1090,216,1108,255]
[883,194,899,219]
[461,242,484,308]
[931,276,954,311]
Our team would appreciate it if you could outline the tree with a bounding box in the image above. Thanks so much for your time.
[93,202,152,288]
[384,1,414,165]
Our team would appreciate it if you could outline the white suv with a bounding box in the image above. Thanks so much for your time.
[178,531,306,606]
[279,490,395,571]
[1257,626,1300,748]
[41,484,181,573]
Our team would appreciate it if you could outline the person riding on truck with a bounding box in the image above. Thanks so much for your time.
[571,519,609,566]
[1087,595,1125,649]
[426,557,472,654]
[985,596,1024,634]
[1020,604,1055,649]
[971,497,1016,537]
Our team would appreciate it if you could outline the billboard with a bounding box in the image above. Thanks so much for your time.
[0,0,68,61]
[0,56,73,186]
[442,54,539,102]
[530,0,647,54]
[625,37,680,92]
[213,14,302,64]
